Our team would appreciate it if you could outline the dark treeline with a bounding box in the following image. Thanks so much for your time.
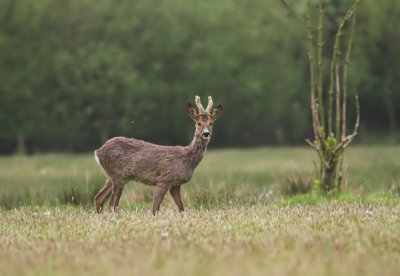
[0,0,399,154]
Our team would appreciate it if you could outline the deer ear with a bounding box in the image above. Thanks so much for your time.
[187,103,198,120]
[211,105,223,120]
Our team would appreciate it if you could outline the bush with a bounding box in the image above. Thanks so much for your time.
[277,172,314,197]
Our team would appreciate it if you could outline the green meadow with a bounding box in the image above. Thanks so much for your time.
[1,146,400,208]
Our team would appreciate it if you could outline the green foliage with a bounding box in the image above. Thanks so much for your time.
[278,191,355,206]
[278,190,398,206]
[0,0,399,153]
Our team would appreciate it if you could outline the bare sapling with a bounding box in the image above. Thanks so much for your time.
[94,96,223,214]
[284,0,361,194]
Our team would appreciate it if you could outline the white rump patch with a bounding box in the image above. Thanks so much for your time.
[94,152,101,165]
[94,151,109,178]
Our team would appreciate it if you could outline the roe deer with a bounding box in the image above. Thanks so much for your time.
[94,96,223,214]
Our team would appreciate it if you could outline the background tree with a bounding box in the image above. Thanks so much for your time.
[0,0,398,154]
[284,0,361,193]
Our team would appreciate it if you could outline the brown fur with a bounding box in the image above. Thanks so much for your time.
[94,96,223,215]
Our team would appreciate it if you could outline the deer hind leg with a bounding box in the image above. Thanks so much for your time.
[109,190,116,208]
[110,179,126,213]
[108,178,120,208]
[152,183,169,215]
[94,179,113,214]
[170,186,184,212]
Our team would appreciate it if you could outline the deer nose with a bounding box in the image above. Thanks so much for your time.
[203,132,210,137]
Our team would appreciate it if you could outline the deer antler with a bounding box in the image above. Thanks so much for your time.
[195,95,213,114]
[205,96,213,113]
[195,96,205,113]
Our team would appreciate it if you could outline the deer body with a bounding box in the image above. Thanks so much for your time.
[95,135,206,187]
[94,96,222,214]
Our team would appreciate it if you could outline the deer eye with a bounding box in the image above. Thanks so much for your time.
[197,123,201,126]
[210,122,213,126]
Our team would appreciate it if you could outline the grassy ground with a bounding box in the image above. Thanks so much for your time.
[1,202,400,275]
[1,146,400,208]
[1,146,400,275]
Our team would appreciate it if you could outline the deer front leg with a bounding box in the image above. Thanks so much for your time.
[170,186,184,212]
[152,183,169,215]
[94,179,113,214]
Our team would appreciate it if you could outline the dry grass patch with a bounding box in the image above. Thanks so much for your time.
[1,201,400,275]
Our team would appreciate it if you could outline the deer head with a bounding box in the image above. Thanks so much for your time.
[187,96,223,140]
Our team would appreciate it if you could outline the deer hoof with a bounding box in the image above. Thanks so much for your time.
[96,205,103,214]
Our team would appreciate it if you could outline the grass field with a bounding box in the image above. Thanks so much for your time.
[1,203,400,275]
[1,146,400,208]
[1,146,400,275]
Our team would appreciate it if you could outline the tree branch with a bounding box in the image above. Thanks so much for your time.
[306,139,329,168]
[328,0,360,137]
[333,92,360,154]
[305,0,323,143]
[338,9,357,191]
[282,0,305,24]
[335,58,341,140]
[342,11,357,140]
[317,0,325,132]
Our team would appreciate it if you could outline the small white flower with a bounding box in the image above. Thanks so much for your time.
[268,190,273,194]
[40,169,47,175]
[161,231,169,238]
[306,217,312,221]
[365,210,372,214]
[229,200,232,204]
[44,210,51,216]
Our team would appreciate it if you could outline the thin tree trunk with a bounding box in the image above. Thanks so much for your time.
[321,161,338,193]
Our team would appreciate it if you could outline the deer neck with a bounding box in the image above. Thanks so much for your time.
[186,132,209,168]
